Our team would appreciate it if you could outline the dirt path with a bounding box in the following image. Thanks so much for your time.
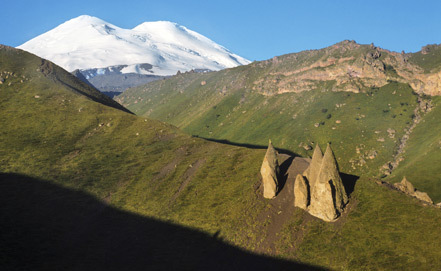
[255,155,310,255]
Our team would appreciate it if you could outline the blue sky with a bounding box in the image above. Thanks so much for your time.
[2,0,441,61]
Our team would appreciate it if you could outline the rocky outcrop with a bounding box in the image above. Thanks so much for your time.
[382,96,433,176]
[294,174,309,209]
[250,41,441,97]
[394,177,414,194]
[294,144,348,222]
[414,191,433,204]
[260,140,280,199]
[303,144,323,189]
[394,177,433,204]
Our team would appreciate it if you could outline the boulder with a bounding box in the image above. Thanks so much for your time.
[260,140,279,199]
[394,177,415,194]
[394,177,433,204]
[401,177,415,193]
[303,144,312,151]
[294,174,309,210]
[414,191,433,204]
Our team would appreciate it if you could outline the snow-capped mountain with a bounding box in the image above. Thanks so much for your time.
[17,15,250,76]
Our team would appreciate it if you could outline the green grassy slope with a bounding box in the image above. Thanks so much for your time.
[0,45,267,241]
[0,45,130,113]
[387,96,441,203]
[2,45,441,270]
[278,177,441,270]
[118,68,419,178]
[408,44,441,73]
[118,42,441,202]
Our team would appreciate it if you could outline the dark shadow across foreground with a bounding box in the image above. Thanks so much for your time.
[0,173,326,271]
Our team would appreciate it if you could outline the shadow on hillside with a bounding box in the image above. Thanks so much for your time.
[196,137,299,157]
[47,64,132,114]
[0,173,326,271]
[278,156,295,193]
[341,173,359,196]
[60,79,133,114]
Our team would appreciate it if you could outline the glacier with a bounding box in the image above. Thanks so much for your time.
[17,15,250,76]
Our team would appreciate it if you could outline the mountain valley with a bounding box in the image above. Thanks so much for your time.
[2,36,441,270]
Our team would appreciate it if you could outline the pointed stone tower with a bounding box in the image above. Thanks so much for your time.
[300,144,348,221]
[260,140,279,199]
[294,174,309,210]
[303,144,323,188]
[321,144,348,211]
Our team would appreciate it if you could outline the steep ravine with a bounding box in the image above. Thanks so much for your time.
[382,95,434,175]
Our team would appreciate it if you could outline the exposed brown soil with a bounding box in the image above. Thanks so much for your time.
[255,154,310,255]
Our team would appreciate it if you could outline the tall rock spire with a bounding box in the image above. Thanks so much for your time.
[303,143,323,188]
[294,174,309,210]
[260,140,279,199]
[296,144,349,222]
[308,144,348,220]
[322,144,348,211]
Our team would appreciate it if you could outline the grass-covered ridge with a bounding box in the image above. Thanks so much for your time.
[2,45,441,270]
[408,44,441,73]
[118,68,419,177]
[0,45,266,240]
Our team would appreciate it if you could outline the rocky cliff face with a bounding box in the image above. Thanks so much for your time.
[250,40,441,97]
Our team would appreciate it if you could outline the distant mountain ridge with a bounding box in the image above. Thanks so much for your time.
[17,15,250,76]
[71,65,166,97]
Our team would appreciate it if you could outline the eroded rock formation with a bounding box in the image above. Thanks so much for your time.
[294,174,309,209]
[303,144,323,189]
[251,41,441,97]
[294,144,348,222]
[394,177,433,204]
[260,140,280,199]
